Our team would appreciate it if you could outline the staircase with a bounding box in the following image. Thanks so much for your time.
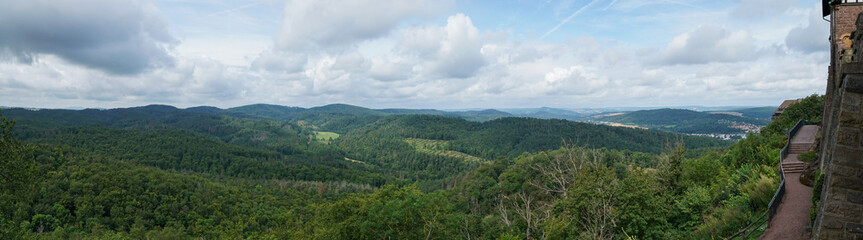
[788,142,814,154]
[782,142,813,174]
[759,124,819,240]
[782,159,807,174]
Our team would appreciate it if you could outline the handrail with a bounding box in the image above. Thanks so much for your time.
[726,120,809,239]
[786,120,809,148]
[725,211,768,239]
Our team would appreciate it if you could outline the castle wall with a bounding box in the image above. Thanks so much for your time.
[813,66,863,239]
[813,5,863,239]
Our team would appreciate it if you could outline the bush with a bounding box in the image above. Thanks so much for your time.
[810,170,825,226]
[798,151,817,162]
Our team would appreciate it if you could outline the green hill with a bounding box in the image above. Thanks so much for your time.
[596,108,769,134]
[726,106,776,120]
[0,96,825,239]
[4,105,729,190]
[224,103,304,120]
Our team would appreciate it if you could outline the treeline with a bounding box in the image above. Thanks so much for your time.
[5,106,322,156]
[1,145,318,239]
[20,127,393,185]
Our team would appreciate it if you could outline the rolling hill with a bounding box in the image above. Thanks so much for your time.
[595,108,769,134]
[723,106,776,120]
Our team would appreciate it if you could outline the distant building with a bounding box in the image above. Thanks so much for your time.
[771,99,802,120]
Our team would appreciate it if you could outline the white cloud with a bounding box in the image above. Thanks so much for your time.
[541,66,609,95]
[304,52,371,95]
[400,14,487,78]
[0,1,831,109]
[277,0,448,51]
[368,57,415,82]
[785,4,829,53]
[656,25,766,65]
[177,36,271,66]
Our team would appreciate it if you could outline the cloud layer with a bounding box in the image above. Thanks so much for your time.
[0,0,177,75]
[0,0,831,109]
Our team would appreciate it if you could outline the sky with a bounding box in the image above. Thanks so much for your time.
[0,0,830,109]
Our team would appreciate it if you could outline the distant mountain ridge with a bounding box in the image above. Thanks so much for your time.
[594,108,770,134]
[595,108,769,134]
[3,103,732,187]
[175,103,515,122]
[714,106,775,120]
[2,103,778,128]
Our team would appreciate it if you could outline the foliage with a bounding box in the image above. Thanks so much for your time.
[312,185,462,239]
[0,96,824,239]
[811,169,825,226]
[761,94,825,137]
[3,146,321,239]
[0,110,34,193]
[798,150,817,162]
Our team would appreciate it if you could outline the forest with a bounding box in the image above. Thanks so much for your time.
[0,95,823,239]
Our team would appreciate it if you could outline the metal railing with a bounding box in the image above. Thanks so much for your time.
[726,120,809,239]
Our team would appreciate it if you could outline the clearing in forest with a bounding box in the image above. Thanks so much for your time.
[404,138,485,163]
[313,131,340,144]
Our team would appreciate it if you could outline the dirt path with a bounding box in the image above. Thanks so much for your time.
[759,125,818,240]
[759,171,812,240]
[791,125,819,145]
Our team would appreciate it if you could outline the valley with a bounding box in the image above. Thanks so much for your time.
[0,96,824,239]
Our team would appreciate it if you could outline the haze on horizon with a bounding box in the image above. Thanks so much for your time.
[0,0,828,110]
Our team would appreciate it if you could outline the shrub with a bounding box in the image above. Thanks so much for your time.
[798,151,817,163]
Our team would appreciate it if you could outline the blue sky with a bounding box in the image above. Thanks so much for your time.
[0,0,829,109]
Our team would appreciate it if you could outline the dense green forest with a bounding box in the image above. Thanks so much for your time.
[595,108,770,134]
[0,96,822,239]
[4,106,729,190]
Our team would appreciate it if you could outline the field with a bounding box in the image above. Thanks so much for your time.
[403,138,486,163]
[314,131,340,143]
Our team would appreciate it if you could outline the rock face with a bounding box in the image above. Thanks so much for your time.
[799,160,818,187]
[801,140,820,187]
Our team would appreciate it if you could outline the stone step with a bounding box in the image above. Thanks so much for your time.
[782,165,806,171]
[782,162,806,168]
[782,163,807,174]
[789,146,814,154]
[789,145,812,149]
[789,143,813,150]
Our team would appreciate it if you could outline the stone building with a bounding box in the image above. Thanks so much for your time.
[772,99,802,120]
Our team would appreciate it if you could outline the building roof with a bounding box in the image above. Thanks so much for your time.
[779,99,802,110]
[772,99,803,120]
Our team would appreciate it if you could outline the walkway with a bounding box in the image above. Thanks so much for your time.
[759,125,819,240]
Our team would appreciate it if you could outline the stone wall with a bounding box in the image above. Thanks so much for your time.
[814,8,863,239]
[813,64,863,239]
